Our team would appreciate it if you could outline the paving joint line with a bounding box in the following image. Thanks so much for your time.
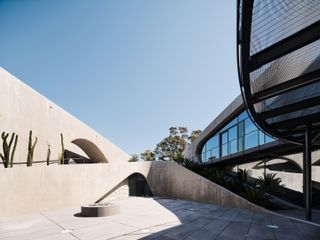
[40,213,81,240]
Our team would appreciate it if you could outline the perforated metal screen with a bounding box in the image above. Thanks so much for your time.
[250,0,320,55]
[237,0,320,143]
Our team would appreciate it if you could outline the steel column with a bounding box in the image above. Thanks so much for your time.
[303,125,312,220]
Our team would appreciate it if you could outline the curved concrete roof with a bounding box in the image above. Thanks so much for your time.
[72,138,108,163]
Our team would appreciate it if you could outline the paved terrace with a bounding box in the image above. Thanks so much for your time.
[1,197,320,240]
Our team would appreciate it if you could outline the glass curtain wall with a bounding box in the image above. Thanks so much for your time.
[201,110,274,162]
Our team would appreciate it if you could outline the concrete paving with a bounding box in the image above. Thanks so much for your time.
[275,209,320,225]
[1,197,320,240]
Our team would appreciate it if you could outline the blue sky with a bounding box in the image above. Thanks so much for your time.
[0,0,240,155]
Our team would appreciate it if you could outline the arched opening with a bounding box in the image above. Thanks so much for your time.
[128,173,153,197]
[71,138,108,163]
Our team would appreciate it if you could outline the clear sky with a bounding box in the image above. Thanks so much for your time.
[0,0,240,155]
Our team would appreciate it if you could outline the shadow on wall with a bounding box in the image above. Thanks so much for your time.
[253,157,303,173]
[72,138,108,163]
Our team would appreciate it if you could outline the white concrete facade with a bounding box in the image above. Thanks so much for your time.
[0,67,129,165]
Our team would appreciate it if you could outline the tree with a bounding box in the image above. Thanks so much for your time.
[129,154,139,162]
[140,149,155,161]
[189,129,202,142]
[154,127,188,162]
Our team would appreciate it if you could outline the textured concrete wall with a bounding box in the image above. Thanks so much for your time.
[0,68,129,164]
[0,162,265,218]
[102,179,129,202]
[146,162,264,212]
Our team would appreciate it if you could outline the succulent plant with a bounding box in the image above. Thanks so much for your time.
[0,132,18,168]
[27,130,37,167]
[60,133,64,164]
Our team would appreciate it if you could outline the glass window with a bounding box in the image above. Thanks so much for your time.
[221,143,228,156]
[229,126,237,140]
[265,134,274,143]
[212,147,219,159]
[259,130,265,145]
[200,109,276,162]
[221,118,237,132]
[245,130,259,149]
[230,139,237,154]
[238,111,248,122]
[221,131,228,144]
[238,135,244,151]
[245,118,257,134]
[202,152,206,162]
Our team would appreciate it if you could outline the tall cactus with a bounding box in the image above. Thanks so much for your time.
[0,132,18,168]
[46,144,51,166]
[27,130,37,167]
[60,133,65,164]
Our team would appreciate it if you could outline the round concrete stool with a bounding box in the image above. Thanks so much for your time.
[81,203,120,217]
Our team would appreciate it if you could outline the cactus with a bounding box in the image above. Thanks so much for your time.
[46,144,51,166]
[27,130,37,167]
[60,133,65,164]
[0,132,18,168]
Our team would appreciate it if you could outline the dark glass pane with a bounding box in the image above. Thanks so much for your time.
[245,130,258,149]
[229,126,237,141]
[259,130,265,145]
[221,118,237,132]
[206,138,214,150]
[230,139,237,154]
[212,147,219,159]
[238,111,248,122]
[245,118,257,134]
[222,132,228,144]
[238,136,244,151]
[238,121,245,136]
[207,149,212,160]
[265,134,274,143]
[202,152,206,162]
[222,143,228,156]
[207,135,219,148]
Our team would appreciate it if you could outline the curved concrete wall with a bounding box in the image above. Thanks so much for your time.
[0,68,129,164]
[0,161,265,218]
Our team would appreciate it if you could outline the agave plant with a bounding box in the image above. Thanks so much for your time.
[237,168,252,183]
[200,167,229,186]
[257,172,284,193]
[241,185,269,205]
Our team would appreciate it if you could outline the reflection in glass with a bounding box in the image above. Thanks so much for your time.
[200,110,276,162]
[245,130,258,149]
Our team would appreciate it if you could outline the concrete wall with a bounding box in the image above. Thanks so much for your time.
[0,67,129,164]
[102,179,129,202]
[0,161,265,218]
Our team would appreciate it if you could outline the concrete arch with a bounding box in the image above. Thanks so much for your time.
[72,138,108,163]
[128,172,153,197]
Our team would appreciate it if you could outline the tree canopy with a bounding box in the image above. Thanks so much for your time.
[141,127,201,165]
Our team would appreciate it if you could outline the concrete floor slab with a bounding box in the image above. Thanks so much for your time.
[1,197,320,240]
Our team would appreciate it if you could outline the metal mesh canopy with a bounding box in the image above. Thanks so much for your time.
[237,0,320,144]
